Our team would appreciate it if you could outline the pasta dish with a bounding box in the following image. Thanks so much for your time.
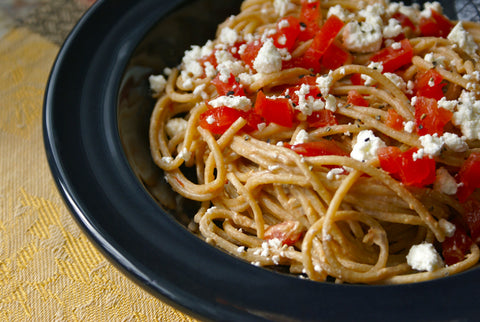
[148,0,480,284]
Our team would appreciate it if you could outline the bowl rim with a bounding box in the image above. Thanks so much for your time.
[43,0,480,321]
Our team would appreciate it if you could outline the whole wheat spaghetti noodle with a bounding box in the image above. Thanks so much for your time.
[148,0,480,284]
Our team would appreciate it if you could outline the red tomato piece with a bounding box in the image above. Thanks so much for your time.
[321,41,351,70]
[199,106,261,135]
[211,73,246,96]
[286,139,349,157]
[385,108,404,131]
[462,199,480,244]
[392,12,416,31]
[240,40,263,69]
[370,39,413,73]
[298,0,321,41]
[419,9,453,38]
[377,146,436,187]
[350,73,365,85]
[414,96,452,136]
[306,109,337,128]
[442,218,473,266]
[347,90,369,107]
[415,69,446,100]
[456,152,480,203]
[272,16,301,51]
[264,221,304,246]
[254,91,294,128]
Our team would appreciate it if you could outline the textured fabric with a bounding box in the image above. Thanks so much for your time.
[0,13,196,322]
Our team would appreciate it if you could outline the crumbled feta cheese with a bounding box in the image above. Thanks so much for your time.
[327,4,354,21]
[209,95,252,111]
[219,27,240,46]
[403,120,415,133]
[439,219,456,237]
[424,52,446,67]
[434,167,458,195]
[180,41,214,89]
[412,148,425,161]
[448,22,479,60]
[206,115,215,124]
[391,41,402,50]
[165,118,188,138]
[437,97,457,112]
[350,130,386,162]
[384,72,406,91]
[420,1,443,18]
[419,133,444,157]
[293,129,309,145]
[442,132,468,152]
[316,72,333,96]
[253,39,282,74]
[406,242,444,272]
[326,168,344,180]
[148,74,167,94]
[343,20,383,53]
[362,61,383,86]
[325,94,337,112]
[294,84,325,116]
[383,18,403,38]
[453,90,480,140]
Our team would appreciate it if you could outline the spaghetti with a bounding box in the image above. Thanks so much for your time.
[148,0,480,284]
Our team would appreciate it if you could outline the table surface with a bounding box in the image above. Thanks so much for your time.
[0,1,197,320]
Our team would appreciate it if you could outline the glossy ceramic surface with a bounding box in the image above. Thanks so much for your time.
[43,0,480,320]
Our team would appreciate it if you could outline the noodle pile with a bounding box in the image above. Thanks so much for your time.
[148,0,480,284]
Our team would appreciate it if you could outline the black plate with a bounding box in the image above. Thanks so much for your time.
[43,0,480,321]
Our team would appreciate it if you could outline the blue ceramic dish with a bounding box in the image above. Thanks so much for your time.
[43,0,480,321]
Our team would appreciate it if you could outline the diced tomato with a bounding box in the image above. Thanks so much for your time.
[307,15,344,58]
[347,90,369,107]
[456,152,480,203]
[286,76,322,106]
[442,218,474,265]
[298,0,321,41]
[350,73,365,85]
[414,96,452,136]
[415,69,446,100]
[282,51,323,72]
[385,108,404,131]
[377,146,436,187]
[370,39,413,73]
[211,73,246,97]
[272,16,301,51]
[199,106,260,134]
[254,91,294,128]
[228,41,246,60]
[286,139,349,157]
[392,12,416,31]
[321,41,351,70]
[198,50,218,72]
[306,109,337,128]
[264,221,304,246]
[462,199,480,244]
[240,41,263,69]
[419,9,453,38]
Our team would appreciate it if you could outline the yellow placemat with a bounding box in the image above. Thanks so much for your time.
[0,26,197,322]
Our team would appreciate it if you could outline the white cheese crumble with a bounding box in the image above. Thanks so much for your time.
[384,72,406,91]
[316,72,333,96]
[253,38,283,74]
[326,168,344,180]
[403,120,415,133]
[293,129,309,145]
[448,22,479,60]
[273,0,294,17]
[342,20,383,53]
[437,97,457,112]
[165,118,188,138]
[208,95,252,111]
[434,167,458,195]
[219,27,240,46]
[148,74,167,94]
[350,130,386,162]
[453,90,480,140]
[327,4,354,21]
[442,132,468,152]
[383,18,403,38]
[439,219,457,238]
[419,133,444,157]
[362,61,383,86]
[406,242,444,272]
[293,84,325,116]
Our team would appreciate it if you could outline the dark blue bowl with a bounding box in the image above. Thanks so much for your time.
[43,0,480,321]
